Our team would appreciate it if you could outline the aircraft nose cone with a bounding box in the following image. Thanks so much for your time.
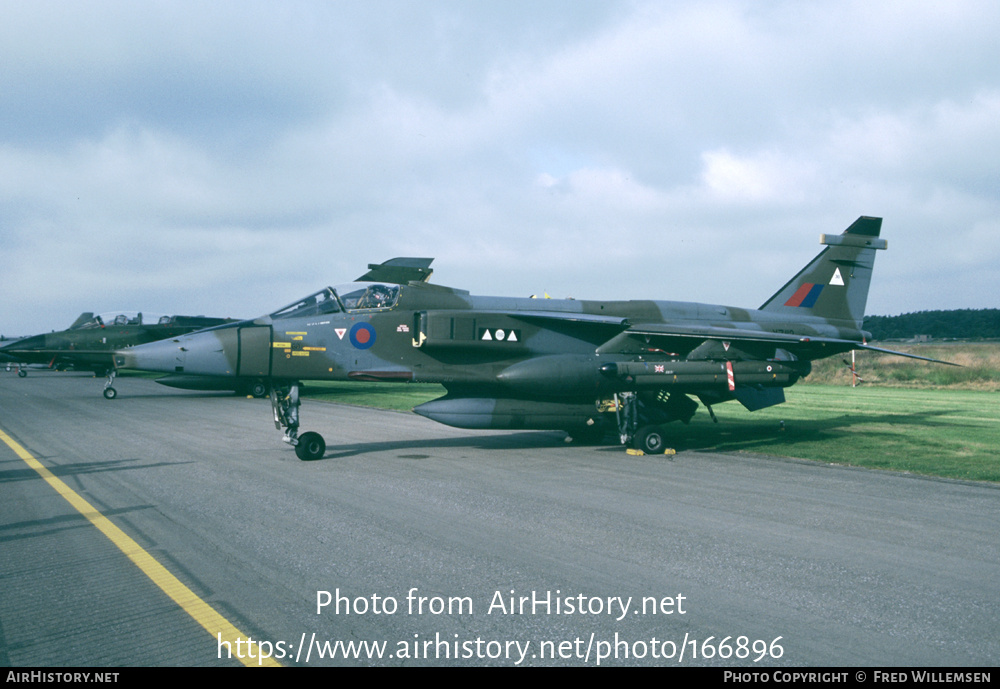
[115,327,239,377]
[115,337,186,373]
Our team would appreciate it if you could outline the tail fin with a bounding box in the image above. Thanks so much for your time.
[759,216,886,329]
[68,312,96,329]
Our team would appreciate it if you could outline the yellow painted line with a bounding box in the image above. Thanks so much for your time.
[0,427,280,667]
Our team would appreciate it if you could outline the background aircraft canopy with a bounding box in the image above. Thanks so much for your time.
[72,312,175,329]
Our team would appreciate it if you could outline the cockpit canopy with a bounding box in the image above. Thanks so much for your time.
[269,283,401,320]
[338,283,400,310]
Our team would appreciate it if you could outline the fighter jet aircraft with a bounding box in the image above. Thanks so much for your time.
[0,312,238,396]
[114,217,954,459]
[1,336,31,375]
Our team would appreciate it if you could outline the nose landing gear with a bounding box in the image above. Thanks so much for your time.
[103,370,117,399]
[271,382,326,461]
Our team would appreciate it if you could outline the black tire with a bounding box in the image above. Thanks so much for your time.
[634,425,666,454]
[18,369,27,378]
[103,387,117,400]
[249,380,269,398]
[295,432,326,461]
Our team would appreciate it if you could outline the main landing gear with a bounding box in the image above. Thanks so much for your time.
[614,392,666,454]
[271,381,326,461]
[6,364,28,377]
[613,391,703,454]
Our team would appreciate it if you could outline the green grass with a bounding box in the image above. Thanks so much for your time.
[668,386,1000,482]
[300,381,1000,483]
[302,380,445,411]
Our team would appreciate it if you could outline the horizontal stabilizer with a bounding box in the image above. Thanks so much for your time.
[855,343,961,366]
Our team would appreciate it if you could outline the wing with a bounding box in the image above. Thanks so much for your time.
[595,323,960,365]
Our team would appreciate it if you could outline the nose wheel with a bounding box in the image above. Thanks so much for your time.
[272,381,327,461]
[294,432,326,461]
[103,370,117,399]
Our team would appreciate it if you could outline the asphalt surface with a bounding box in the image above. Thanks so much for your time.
[2,372,998,667]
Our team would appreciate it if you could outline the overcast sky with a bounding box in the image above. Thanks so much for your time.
[2,0,997,336]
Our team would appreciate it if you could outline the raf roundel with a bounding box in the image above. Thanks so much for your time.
[349,322,376,349]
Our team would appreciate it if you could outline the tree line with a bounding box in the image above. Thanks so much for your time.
[863,309,1000,340]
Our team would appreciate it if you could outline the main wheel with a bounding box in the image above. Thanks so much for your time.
[18,369,27,378]
[634,425,666,454]
[103,387,117,400]
[249,380,269,398]
[295,431,326,461]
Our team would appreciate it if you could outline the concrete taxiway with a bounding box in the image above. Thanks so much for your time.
[1,373,998,666]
